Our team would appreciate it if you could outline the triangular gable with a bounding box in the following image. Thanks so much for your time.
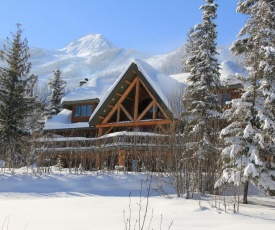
[89,60,175,136]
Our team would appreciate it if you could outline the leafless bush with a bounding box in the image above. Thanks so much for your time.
[123,176,173,230]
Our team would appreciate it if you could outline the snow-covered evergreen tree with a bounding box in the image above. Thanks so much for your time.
[182,0,221,193]
[181,28,195,73]
[43,69,66,120]
[0,24,38,165]
[216,0,275,203]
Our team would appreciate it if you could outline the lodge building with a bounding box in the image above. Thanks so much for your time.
[37,59,244,171]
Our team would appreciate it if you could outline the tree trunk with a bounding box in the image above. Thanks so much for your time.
[243,181,249,204]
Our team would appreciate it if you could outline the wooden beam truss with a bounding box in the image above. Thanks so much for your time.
[97,76,171,136]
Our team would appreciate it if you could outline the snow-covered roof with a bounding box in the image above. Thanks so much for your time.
[61,77,114,105]
[89,59,184,124]
[170,61,248,86]
[219,61,248,85]
[44,109,89,130]
[169,72,190,84]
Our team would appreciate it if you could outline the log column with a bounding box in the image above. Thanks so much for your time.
[118,150,126,167]
[96,153,101,169]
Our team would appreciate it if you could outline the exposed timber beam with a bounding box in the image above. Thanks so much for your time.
[155,101,170,120]
[116,92,134,101]
[120,104,134,121]
[137,100,154,121]
[102,77,138,124]
[96,119,171,128]
[134,78,140,120]
[153,103,156,119]
[139,78,170,120]
[117,106,120,122]
[106,127,113,135]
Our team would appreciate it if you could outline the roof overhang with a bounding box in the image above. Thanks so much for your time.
[62,98,100,110]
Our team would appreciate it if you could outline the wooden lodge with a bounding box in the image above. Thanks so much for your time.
[38,59,244,171]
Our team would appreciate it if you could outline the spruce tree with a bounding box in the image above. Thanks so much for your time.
[181,28,195,73]
[182,0,221,193]
[217,0,275,203]
[43,69,66,120]
[0,24,38,165]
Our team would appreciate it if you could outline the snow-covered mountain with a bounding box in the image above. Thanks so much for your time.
[27,34,152,90]
[0,33,243,94]
[60,34,115,56]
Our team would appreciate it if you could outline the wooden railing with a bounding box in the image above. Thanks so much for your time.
[35,131,185,154]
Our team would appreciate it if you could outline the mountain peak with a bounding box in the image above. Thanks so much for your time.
[61,33,115,56]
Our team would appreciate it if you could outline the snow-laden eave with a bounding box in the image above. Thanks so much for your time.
[62,98,100,108]
[43,124,90,131]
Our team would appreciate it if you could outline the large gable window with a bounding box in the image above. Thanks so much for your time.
[75,105,93,117]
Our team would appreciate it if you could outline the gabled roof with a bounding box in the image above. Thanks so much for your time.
[61,77,114,109]
[89,59,184,127]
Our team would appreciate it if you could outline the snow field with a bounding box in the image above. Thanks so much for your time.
[0,170,274,230]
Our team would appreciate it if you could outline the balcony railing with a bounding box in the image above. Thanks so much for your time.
[35,131,185,154]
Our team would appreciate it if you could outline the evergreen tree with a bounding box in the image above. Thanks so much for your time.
[43,69,66,120]
[182,0,221,193]
[216,0,275,203]
[181,28,195,73]
[0,24,38,165]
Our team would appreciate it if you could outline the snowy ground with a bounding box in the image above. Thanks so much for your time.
[0,168,274,230]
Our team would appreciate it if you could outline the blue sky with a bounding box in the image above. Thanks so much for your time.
[0,0,247,55]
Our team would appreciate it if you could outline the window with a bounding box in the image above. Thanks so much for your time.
[218,92,231,105]
[75,105,93,117]
[225,92,231,102]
